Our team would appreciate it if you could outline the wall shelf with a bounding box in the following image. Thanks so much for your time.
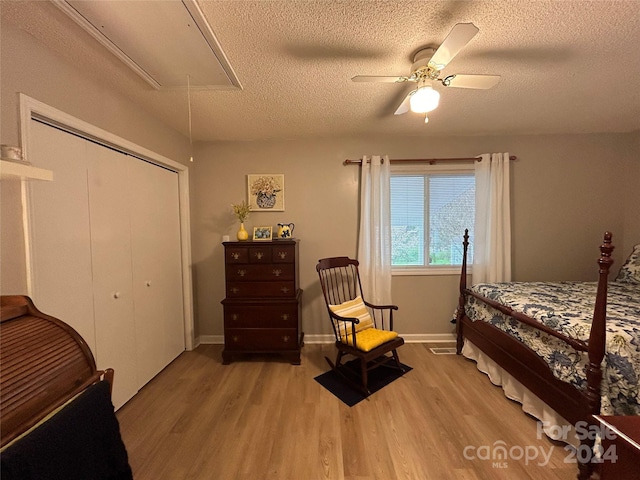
[1,160,53,181]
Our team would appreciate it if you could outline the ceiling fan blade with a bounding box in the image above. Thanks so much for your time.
[394,91,413,115]
[351,75,408,83]
[429,23,479,70]
[441,74,500,89]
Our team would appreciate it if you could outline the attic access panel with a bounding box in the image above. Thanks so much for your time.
[53,0,241,90]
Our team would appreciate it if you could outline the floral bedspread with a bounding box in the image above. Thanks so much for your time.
[464,281,640,415]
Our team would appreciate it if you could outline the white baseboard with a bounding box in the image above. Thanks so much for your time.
[401,333,456,343]
[302,334,335,344]
[195,333,455,347]
[285,333,456,344]
[197,335,224,345]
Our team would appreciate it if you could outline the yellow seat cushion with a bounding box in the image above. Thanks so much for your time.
[329,296,374,333]
[341,327,398,352]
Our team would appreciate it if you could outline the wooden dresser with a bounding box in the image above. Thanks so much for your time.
[221,240,303,364]
[594,415,640,479]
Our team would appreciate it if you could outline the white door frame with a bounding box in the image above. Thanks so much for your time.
[19,93,195,351]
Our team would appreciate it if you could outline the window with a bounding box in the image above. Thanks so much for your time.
[390,164,474,274]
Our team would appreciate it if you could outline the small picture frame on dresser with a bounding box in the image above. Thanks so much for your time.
[253,226,272,241]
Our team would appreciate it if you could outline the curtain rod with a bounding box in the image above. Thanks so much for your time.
[344,155,517,165]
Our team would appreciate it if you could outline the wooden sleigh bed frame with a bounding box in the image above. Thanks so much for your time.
[455,231,615,480]
[1,295,132,479]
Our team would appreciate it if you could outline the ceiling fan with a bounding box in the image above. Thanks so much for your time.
[352,23,500,123]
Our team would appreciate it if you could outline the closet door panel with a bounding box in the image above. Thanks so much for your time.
[129,159,185,386]
[86,144,138,409]
[28,121,96,354]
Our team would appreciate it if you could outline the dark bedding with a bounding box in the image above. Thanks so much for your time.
[1,380,132,480]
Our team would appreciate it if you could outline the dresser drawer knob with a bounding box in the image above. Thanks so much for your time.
[254,252,264,259]
[232,253,239,260]
[278,251,287,259]
[283,335,290,343]
[233,336,239,342]
[232,314,239,321]
[281,287,289,294]
[231,287,239,294]
[272,269,282,277]
[238,269,246,277]
[281,313,289,321]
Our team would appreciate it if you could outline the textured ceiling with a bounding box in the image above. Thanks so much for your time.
[3,0,640,142]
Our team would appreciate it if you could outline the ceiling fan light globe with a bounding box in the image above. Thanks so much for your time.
[410,86,440,113]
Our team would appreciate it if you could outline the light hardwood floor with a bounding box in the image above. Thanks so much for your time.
[116,343,580,480]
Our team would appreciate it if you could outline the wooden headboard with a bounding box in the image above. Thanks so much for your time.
[0,295,113,447]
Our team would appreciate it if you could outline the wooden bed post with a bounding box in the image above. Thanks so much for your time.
[585,232,614,414]
[578,232,614,480]
[456,229,469,354]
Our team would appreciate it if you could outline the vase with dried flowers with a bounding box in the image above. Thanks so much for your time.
[232,201,251,241]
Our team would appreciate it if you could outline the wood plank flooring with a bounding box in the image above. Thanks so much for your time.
[116,343,580,480]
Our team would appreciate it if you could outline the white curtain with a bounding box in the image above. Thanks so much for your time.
[473,152,512,284]
[357,155,392,304]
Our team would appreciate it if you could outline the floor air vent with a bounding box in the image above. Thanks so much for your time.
[429,347,457,355]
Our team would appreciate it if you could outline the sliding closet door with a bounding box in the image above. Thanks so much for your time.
[28,122,96,354]
[86,144,139,409]
[129,159,185,386]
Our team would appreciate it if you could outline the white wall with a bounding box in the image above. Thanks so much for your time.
[191,132,638,341]
[622,132,640,253]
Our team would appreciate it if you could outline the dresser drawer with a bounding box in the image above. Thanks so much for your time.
[247,246,272,263]
[224,304,298,328]
[271,244,296,263]
[226,245,295,264]
[226,263,295,282]
[225,328,299,351]
[226,281,296,298]
[225,247,248,264]
[225,246,273,264]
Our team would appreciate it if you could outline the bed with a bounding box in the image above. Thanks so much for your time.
[0,295,132,480]
[455,231,640,480]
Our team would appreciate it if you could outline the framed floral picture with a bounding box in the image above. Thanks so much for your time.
[253,226,272,241]
[248,174,284,211]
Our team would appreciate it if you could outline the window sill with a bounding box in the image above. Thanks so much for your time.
[392,267,471,277]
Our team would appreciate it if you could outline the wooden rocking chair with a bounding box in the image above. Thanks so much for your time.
[316,257,405,395]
